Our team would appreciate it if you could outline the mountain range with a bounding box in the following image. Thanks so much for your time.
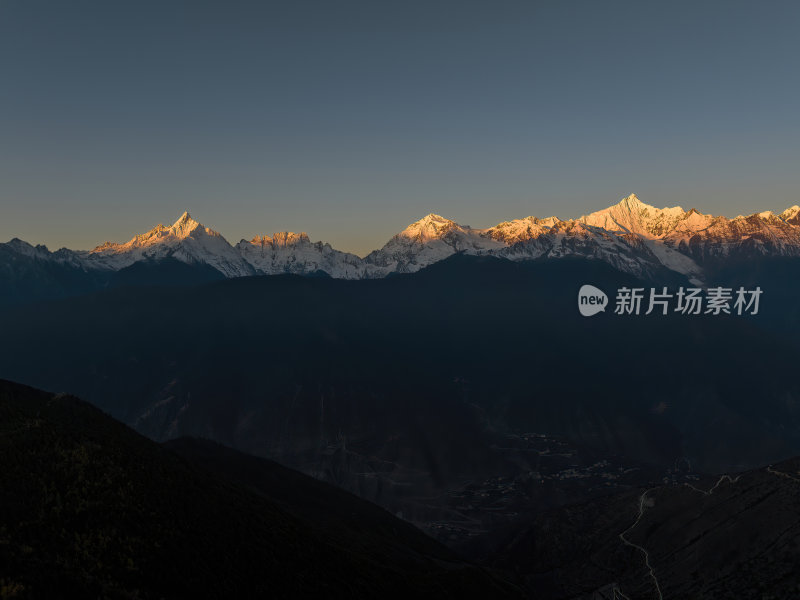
[5,195,800,298]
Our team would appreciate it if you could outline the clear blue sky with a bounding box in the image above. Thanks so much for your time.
[2,0,799,256]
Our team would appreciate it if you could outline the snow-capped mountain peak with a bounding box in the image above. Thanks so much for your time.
[363,213,506,274]
[780,205,800,225]
[398,214,461,242]
[580,193,687,239]
[91,211,212,254]
[236,231,364,278]
[484,216,561,244]
[243,231,312,251]
[170,211,204,237]
[269,232,312,248]
[82,212,253,277]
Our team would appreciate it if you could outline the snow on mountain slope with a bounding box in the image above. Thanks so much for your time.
[0,238,87,268]
[780,205,800,225]
[484,216,557,245]
[575,194,800,266]
[364,209,688,281]
[643,240,705,285]
[580,194,687,238]
[662,210,800,262]
[83,212,254,277]
[364,214,505,274]
[489,219,674,280]
[236,232,366,278]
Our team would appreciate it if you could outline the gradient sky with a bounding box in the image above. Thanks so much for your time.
[2,0,799,256]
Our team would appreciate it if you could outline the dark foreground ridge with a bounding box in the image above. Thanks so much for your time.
[0,379,518,599]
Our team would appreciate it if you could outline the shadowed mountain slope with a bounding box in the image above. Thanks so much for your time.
[0,254,797,480]
[476,458,800,599]
[0,380,518,599]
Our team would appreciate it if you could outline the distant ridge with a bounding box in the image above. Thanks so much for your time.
[4,194,800,283]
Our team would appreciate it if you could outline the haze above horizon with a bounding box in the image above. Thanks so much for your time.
[2,0,799,256]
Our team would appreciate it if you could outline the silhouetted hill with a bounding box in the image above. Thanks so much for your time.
[164,437,471,564]
[0,379,518,599]
[108,257,226,288]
